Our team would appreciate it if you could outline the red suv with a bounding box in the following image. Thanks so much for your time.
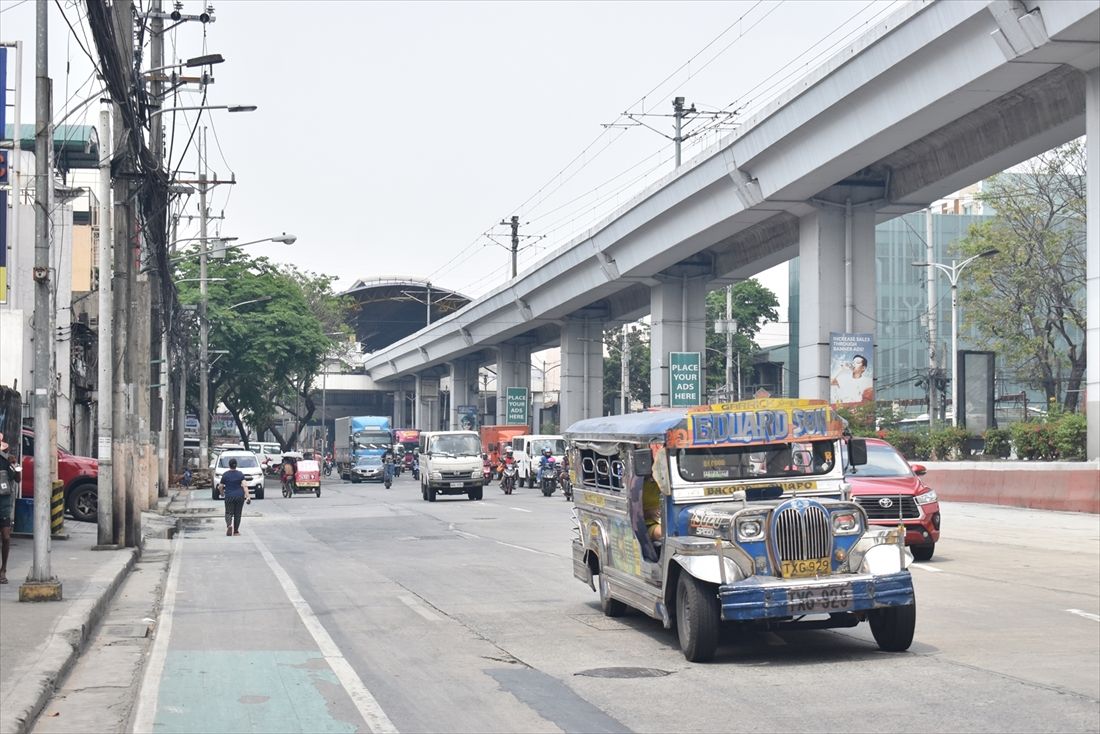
[20,430,99,523]
[846,437,941,561]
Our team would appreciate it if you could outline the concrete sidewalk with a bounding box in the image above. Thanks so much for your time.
[0,499,178,734]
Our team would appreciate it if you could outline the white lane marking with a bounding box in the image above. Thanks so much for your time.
[398,593,441,622]
[1066,609,1100,622]
[510,507,532,513]
[133,531,185,733]
[252,534,399,734]
[450,527,556,557]
[910,563,942,573]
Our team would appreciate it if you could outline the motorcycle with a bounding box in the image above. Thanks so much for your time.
[383,461,394,489]
[540,458,559,497]
[410,458,420,481]
[560,466,572,501]
[322,459,333,477]
[501,463,517,495]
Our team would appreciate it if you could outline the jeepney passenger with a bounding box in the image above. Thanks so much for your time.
[643,477,663,542]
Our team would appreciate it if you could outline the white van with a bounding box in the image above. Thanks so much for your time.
[510,434,566,487]
[420,431,485,502]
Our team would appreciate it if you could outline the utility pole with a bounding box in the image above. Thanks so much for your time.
[620,325,630,414]
[150,0,169,497]
[22,0,61,600]
[725,285,733,400]
[672,96,696,168]
[111,0,135,548]
[502,215,519,278]
[95,106,114,547]
[198,132,210,469]
[425,281,431,326]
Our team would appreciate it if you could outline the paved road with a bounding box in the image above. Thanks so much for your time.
[132,473,1099,733]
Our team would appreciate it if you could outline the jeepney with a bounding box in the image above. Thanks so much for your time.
[566,397,915,662]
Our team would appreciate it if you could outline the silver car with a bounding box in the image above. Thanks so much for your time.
[350,456,383,483]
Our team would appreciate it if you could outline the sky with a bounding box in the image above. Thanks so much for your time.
[1,0,914,347]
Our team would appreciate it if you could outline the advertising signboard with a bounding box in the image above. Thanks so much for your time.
[829,332,874,406]
[457,405,478,431]
[505,387,528,425]
[669,352,702,407]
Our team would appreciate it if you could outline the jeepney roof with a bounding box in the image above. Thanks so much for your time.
[564,398,847,449]
[564,409,690,444]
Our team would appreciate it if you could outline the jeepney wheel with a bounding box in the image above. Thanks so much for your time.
[911,543,935,561]
[598,571,626,618]
[676,574,720,663]
[427,485,437,502]
[315,486,321,498]
[868,604,915,652]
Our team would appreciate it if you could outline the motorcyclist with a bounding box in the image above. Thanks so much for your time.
[497,447,516,474]
[281,456,297,493]
[381,448,396,485]
[536,447,554,484]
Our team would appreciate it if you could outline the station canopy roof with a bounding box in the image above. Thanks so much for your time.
[343,277,470,353]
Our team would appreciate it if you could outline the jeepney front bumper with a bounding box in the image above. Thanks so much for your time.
[718,571,914,622]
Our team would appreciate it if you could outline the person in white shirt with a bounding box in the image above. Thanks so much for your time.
[831,354,873,404]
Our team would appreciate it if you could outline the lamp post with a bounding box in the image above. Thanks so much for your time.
[912,249,998,426]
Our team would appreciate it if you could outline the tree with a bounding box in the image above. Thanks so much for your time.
[175,250,350,449]
[959,140,1086,411]
[704,279,780,398]
[603,323,651,414]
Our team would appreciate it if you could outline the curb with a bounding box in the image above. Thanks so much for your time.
[0,547,139,734]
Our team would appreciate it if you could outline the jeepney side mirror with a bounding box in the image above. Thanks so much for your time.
[848,439,868,466]
[632,449,653,476]
[910,463,927,476]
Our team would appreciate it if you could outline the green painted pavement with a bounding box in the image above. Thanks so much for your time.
[153,650,360,733]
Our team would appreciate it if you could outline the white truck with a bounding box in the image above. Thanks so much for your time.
[510,434,566,488]
[419,431,485,501]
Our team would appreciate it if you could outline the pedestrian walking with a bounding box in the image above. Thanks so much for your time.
[219,457,250,537]
[0,432,16,584]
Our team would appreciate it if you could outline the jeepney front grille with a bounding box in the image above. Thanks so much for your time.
[772,505,832,562]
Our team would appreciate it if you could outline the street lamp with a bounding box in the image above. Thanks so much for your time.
[148,103,257,119]
[912,248,998,426]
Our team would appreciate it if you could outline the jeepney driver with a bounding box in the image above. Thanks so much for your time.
[642,477,663,542]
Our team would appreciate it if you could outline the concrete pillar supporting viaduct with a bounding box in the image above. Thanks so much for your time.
[649,277,708,408]
[449,358,480,431]
[1086,66,1099,461]
[797,203,877,400]
[495,343,532,425]
[559,317,603,430]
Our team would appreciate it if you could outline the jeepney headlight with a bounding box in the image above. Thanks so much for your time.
[736,517,766,542]
[914,489,938,505]
[470,470,480,479]
[832,511,861,535]
[430,471,442,481]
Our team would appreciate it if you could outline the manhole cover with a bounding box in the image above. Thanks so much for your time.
[575,667,671,679]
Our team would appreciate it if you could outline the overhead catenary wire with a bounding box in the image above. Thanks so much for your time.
[426,2,776,285]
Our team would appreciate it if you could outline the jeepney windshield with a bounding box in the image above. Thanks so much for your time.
[677,440,837,482]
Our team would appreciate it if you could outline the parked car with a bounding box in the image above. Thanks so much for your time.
[211,450,265,500]
[847,437,940,560]
[20,429,99,523]
[350,455,383,483]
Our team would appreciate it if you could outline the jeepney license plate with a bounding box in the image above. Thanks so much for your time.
[789,584,853,614]
[449,482,464,488]
[781,557,830,579]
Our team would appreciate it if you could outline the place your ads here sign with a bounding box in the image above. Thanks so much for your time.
[670,352,702,407]
[505,387,529,425]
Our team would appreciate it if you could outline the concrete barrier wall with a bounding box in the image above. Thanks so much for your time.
[920,461,1100,514]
